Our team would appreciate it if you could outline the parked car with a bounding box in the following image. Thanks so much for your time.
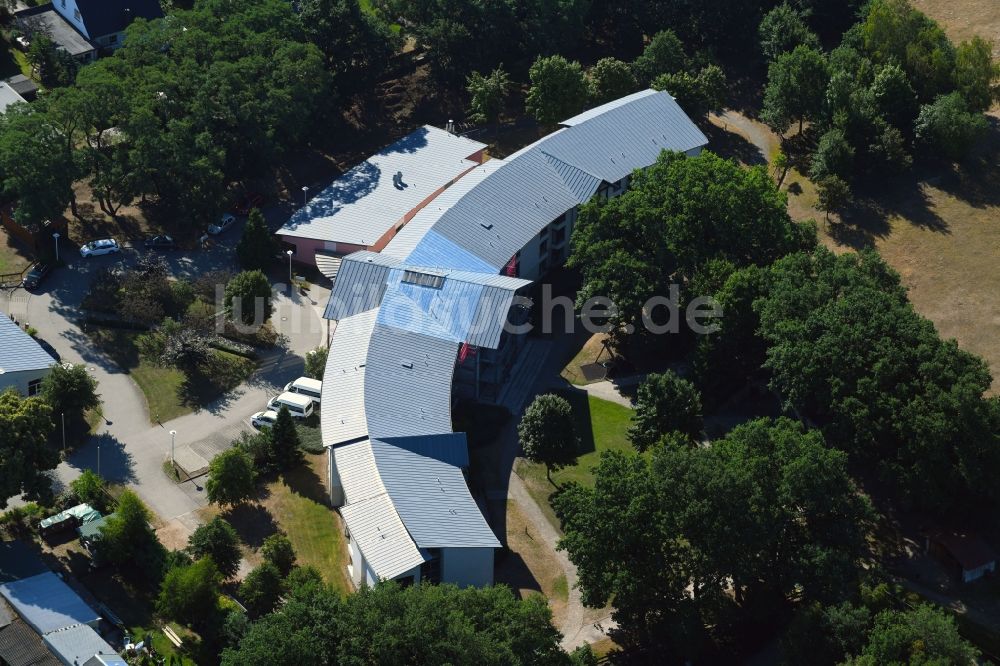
[144,234,176,250]
[208,213,237,235]
[80,239,121,258]
[251,410,279,429]
[283,377,322,405]
[231,193,264,216]
[22,263,52,290]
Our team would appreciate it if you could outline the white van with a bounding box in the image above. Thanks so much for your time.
[267,392,315,419]
[283,377,322,405]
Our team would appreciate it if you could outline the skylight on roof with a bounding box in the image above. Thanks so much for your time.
[401,270,445,289]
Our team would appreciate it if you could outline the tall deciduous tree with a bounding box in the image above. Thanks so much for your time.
[225,270,273,326]
[518,394,579,486]
[816,175,852,221]
[157,557,222,628]
[953,36,1000,113]
[466,65,512,136]
[240,561,284,618]
[41,363,100,439]
[0,390,56,508]
[651,64,726,117]
[304,347,328,380]
[588,58,637,105]
[915,91,989,161]
[98,489,166,580]
[628,371,703,450]
[554,418,872,656]
[761,45,830,134]
[847,605,978,665]
[206,449,257,508]
[188,517,242,579]
[632,30,686,86]
[758,3,820,61]
[261,533,296,576]
[525,55,589,125]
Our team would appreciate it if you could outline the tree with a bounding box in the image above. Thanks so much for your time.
[466,65,511,136]
[0,105,80,227]
[757,248,1000,508]
[846,605,978,665]
[240,561,285,618]
[205,449,257,508]
[588,58,637,105]
[809,128,855,181]
[156,557,222,628]
[299,0,399,92]
[554,418,872,655]
[234,428,277,472]
[632,30,686,86]
[773,149,791,188]
[758,3,820,61]
[628,371,703,450]
[0,390,56,508]
[651,64,726,117]
[261,533,296,576]
[269,406,303,471]
[304,347,328,380]
[869,63,918,131]
[188,517,242,579]
[761,45,830,134]
[517,394,578,486]
[225,270,273,326]
[70,470,108,512]
[222,581,567,666]
[237,209,277,272]
[953,36,1000,113]
[816,175,852,221]
[915,91,990,161]
[160,327,212,376]
[41,363,100,439]
[568,150,808,347]
[98,489,166,580]
[525,55,589,126]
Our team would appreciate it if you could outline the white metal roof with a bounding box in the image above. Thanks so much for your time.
[0,572,99,635]
[0,83,25,116]
[0,314,56,375]
[330,440,385,504]
[278,126,485,246]
[320,310,377,446]
[339,493,425,580]
[43,624,121,666]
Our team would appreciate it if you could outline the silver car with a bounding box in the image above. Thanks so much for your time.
[80,239,121,258]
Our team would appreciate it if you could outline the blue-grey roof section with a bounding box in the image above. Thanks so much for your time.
[0,572,100,635]
[324,252,401,320]
[378,433,470,469]
[540,89,709,184]
[402,230,497,273]
[363,324,458,440]
[279,126,485,246]
[0,315,56,375]
[542,152,603,202]
[42,624,120,666]
[369,439,499,549]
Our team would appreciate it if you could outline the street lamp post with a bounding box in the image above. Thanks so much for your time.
[96,439,101,477]
[302,185,309,208]
[286,250,294,285]
[170,429,177,466]
[52,233,60,263]
[61,412,66,455]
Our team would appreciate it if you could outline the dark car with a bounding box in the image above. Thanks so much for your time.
[23,263,51,290]
[231,192,264,216]
[144,235,176,250]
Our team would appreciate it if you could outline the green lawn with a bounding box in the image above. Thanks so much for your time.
[516,391,633,530]
[87,327,256,424]
[0,37,32,81]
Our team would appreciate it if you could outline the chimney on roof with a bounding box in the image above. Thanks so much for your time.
[445,119,455,134]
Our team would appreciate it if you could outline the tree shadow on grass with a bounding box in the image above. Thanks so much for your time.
[177,353,255,413]
[223,503,279,549]
[493,549,542,601]
[700,121,768,167]
[280,463,327,506]
[552,387,596,457]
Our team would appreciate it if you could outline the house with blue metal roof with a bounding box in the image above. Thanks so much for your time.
[0,314,56,397]
[320,90,707,589]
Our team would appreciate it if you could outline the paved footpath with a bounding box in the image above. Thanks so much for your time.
[7,237,327,540]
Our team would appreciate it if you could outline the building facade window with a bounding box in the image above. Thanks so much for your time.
[27,379,42,396]
[538,240,548,257]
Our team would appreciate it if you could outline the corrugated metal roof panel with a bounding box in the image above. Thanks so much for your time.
[559,88,661,126]
[320,310,377,446]
[378,433,470,469]
[399,230,498,273]
[467,284,520,348]
[542,152,603,202]
[0,573,99,635]
[0,315,56,375]
[330,440,384,504]
[540,90,708,184]
[363,324,457,440]
[339,493,425,580]
[370,440,500,549]
[324,252,400,321]
[279,126,485,246]
[42,624,120,666]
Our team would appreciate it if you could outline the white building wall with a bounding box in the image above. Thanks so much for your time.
[441,547,494,588]
[0,368,49,398]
